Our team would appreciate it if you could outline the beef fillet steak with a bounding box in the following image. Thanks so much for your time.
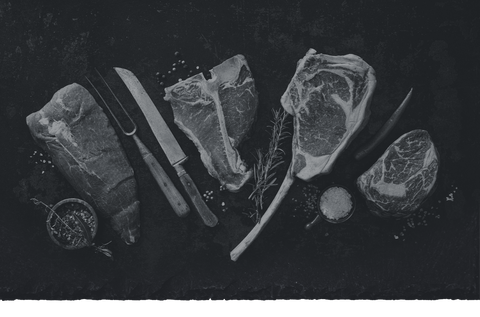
[164,55,258,192]
[357,129,439,218]
[26,83,140,244]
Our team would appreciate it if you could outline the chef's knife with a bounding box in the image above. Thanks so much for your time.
[114,67,218,227]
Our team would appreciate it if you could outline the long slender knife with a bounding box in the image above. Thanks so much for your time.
[114,67,218,227]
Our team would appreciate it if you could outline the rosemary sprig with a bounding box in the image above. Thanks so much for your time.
[73,213,93,246]
[247,108,290,223]
[93,241,114,259]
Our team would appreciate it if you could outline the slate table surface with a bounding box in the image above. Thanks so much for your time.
[0,0,478,299]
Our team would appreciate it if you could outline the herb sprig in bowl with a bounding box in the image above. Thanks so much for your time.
[31,198,113,259]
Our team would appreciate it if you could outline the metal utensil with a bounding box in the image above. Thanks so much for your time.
[114,67,218,227]
[85,74,190,218]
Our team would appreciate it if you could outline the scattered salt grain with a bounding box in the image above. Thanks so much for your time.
[221,205,228,212]
[446,193,454,201]
[292,185,321,218]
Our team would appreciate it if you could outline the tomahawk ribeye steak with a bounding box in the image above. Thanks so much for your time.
[281,48,377,181]
[27,83,140,244]
[164,55,258,192]
[357,129,439,218]
[230,49,376,261]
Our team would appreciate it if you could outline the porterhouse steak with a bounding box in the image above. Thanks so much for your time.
[357,129,439,218]
[164,55,258,192]
[26,83,140,244]
[230,49,376,261]
[281,48,377,180]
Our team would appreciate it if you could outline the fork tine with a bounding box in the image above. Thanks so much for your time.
[95,68,137,136]
[85,76,133,136]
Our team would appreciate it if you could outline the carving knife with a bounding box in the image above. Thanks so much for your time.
[114,67,218,227]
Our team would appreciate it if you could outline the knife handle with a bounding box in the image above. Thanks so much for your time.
[132,135,190,218]
[174,164,218,227]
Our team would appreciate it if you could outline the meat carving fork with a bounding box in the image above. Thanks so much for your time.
[114,67,219,228]
[85,73,191,218]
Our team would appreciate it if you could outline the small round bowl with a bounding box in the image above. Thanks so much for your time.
[46,198,98,250]
[305,184,356,230]
[319,184,356,224]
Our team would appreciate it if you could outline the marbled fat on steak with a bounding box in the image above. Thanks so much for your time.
[164,55,258,192]
[357,129,439,218]
[281,48,377,181]
[26,83,140,244]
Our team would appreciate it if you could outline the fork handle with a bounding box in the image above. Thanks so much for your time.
[132,134,190,218]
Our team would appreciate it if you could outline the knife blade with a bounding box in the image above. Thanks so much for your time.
[114,68,187,166]
[114,67,218,227]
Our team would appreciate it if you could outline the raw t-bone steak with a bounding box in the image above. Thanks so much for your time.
[281,48,377,180]
[164,55,258,192]
[26,83,140,244]
[357,129,439,218]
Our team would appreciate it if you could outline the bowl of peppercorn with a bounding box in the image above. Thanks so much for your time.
[46,198,98,250]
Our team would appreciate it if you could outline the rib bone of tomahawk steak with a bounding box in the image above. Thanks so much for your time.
[164,55,258,192]
[230,49,377,261]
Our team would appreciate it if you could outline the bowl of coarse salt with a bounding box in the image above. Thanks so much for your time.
[305,185,356,230]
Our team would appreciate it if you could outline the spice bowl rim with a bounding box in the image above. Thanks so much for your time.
[317,184,356,224]
[46,198,98,250]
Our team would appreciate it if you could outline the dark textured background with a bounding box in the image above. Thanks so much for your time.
[0,0,478,299]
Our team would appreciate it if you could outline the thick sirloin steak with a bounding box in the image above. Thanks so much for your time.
[357,129,439,218]
[26,83,140,244]
[164,55,258,192]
